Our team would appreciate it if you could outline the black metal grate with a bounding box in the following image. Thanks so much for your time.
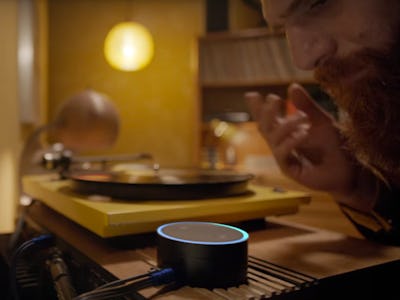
[177,255,319,299]
[245,256,318,298]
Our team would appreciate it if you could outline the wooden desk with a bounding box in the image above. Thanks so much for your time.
[25,201,400,300]
[251,174,363,238]
[276,190,362,238]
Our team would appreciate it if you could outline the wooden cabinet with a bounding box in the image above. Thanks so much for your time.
[198,27,317,120]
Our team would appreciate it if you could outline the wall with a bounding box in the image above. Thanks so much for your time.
[0,0,19,233]
[48,0,204,168]
[229,0,265,30]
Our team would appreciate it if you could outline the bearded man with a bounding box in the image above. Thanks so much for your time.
[245,0,400,245]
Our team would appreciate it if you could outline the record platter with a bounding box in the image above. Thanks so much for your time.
[65,168,254,200]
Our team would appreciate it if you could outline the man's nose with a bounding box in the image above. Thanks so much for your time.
[286,25,337,70]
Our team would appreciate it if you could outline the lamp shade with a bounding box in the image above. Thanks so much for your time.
[104,21,154,71]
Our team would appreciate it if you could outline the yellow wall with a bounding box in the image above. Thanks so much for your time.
[229,0,264,30]
[48,0,204,168]
[0,0,19,233]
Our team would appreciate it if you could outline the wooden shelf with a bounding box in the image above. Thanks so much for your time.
[198,28,316,119]
[198,28,314,86]
[201,78,316,88]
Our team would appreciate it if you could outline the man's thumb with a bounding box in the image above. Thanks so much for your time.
[287,83,332,122]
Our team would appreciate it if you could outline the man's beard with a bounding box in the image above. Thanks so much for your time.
[314,35,400,179]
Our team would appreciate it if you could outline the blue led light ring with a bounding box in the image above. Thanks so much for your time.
[157,221,249,245]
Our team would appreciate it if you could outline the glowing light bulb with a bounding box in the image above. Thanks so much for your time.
[104,21,154,72]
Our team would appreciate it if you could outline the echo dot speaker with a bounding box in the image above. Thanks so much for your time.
[156,221,249,288]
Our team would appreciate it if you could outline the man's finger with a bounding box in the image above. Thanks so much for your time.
[288,83,333,123]
[244,91,264,122]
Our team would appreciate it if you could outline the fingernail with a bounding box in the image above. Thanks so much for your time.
[297,110,307,117]
[298,123,311,131]
[292,129,308,139]
[275,116,284,124]
[266,94,281,102]
[244,91,259,98]
[292,124,309,139]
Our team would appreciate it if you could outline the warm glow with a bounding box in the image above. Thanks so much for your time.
[0,150,17,233]
[104,21,154,71]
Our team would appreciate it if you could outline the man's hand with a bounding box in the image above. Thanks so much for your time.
[245,83,356,196]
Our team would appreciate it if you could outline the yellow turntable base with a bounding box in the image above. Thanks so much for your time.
[22,174,310,238]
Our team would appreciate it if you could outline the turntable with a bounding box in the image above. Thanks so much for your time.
[22,170,310,238]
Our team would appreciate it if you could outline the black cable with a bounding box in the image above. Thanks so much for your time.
[9,234,54,300]
[73,268,175,300]
[74,281,151,300]
[76,281,152,300]
[46,248,77,300]
[92,272,150,290]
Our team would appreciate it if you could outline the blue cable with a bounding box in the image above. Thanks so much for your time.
[9,234,54,300]
[149,268,176,286]
[31,234,54,246]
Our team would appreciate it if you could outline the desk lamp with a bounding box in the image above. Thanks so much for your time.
[19,89,120,177]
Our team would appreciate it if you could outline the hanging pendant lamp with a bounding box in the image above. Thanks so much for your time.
[104,21,154,72]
